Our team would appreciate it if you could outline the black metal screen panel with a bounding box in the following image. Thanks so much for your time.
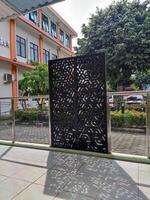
[49,53,108,153]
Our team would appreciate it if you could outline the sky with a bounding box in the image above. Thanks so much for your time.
[52,0,115,47]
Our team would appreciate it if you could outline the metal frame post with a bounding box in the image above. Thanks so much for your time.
[146,93,150,158]
[48,96,51,147]
[107,95,112,153]
[11,98,15,143]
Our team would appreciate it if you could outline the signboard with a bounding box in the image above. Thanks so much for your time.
[0,37,9,48]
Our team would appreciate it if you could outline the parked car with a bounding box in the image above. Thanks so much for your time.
[125,95,144,105]
[108,96,115,109]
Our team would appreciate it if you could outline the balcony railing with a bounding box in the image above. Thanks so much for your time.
[0,96,51,145]
[0,91,150,158]
[107,90,150,158]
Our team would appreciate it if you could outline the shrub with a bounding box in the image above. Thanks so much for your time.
[125,104,145,112]
[111,110,146,128]
[15,108,49,123]
[15,109,38,122]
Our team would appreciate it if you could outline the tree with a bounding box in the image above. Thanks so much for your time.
[76,0,150,90]
[131,69,150,89]
[19,64,49,109]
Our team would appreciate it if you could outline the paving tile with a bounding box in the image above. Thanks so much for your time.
[0,175,7,182]
[63,176,99,198]
[0,187,15,200]
[0,177,31,199]
[138,186,150,200]
[13,183,58,200]
[111,131,146,156]
[0,145,12,156]
[77,159,138,185]
[35,168,71,192]
[11,165,47,183]
[139,170,150,186]
[1,147,51,167]
[54,191,95,200]
[0,145,149,200]
[77,157,113,177]
[139,163,150,173]
[50,152,82,172]
[0,126,147,156]
[96,178,140,200]
[0,160,24,177]
[115,160,138,182]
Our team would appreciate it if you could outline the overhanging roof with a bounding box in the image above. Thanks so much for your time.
[0,0,64,21]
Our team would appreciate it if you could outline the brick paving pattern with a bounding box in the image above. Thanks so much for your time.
[0,121,146,156]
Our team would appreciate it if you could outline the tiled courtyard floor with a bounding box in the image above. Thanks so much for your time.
[0,145,149,200]
[0,124,147,156]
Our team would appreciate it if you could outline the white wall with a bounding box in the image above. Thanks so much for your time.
[0,20,10,58]
[0,62,12,97]
[61,50,71,58]
[43,37,57,59]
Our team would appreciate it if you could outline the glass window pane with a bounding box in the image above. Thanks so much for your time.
[29,11,38,24]
[17,41,20,56]
[65,34,70,48]
[21,43,26,57]
[60,29,64,43]
[51,22,57,38]
[16,35,26,58]
[42,14,49,32]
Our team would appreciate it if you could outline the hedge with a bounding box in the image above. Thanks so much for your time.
[125,104,145,112]
[15,109,146,128]
[15,109,48,122]
[111,110,146,128]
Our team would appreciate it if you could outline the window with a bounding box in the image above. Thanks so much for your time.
[43,49,50,64]
[51,22,57,38]
[42,14,49,32]
[65,34,70,48]
[51,54,57,60]
[60,29,64,43]
[16,35,26,58]
[30,42,39,62]
[29,11,38,24]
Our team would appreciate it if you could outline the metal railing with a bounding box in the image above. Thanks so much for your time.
[0,96,51,145]
[0,91,150,158]
[107,90,150,158]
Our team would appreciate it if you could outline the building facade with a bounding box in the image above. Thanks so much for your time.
[0,6,77,97]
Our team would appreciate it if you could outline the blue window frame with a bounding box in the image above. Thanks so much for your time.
[42,14,49,32]
[51,22,57,38]
[29,11,38,25]
[43,49,50,64]
[30,42,39,62]
[60,29,64,43]
[16,35,26,58]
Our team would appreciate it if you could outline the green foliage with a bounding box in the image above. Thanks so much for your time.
[131,69,150,89]
[76,0,150,90]
[19,64,48,96]
[111,110,146,127]
[125,104,145,112]
[15,109,48,122]
[15,109,38,122]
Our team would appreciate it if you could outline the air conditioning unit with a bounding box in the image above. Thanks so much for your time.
[3,73,12,83]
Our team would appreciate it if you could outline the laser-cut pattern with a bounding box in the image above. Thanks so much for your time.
[49,53,108,153]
